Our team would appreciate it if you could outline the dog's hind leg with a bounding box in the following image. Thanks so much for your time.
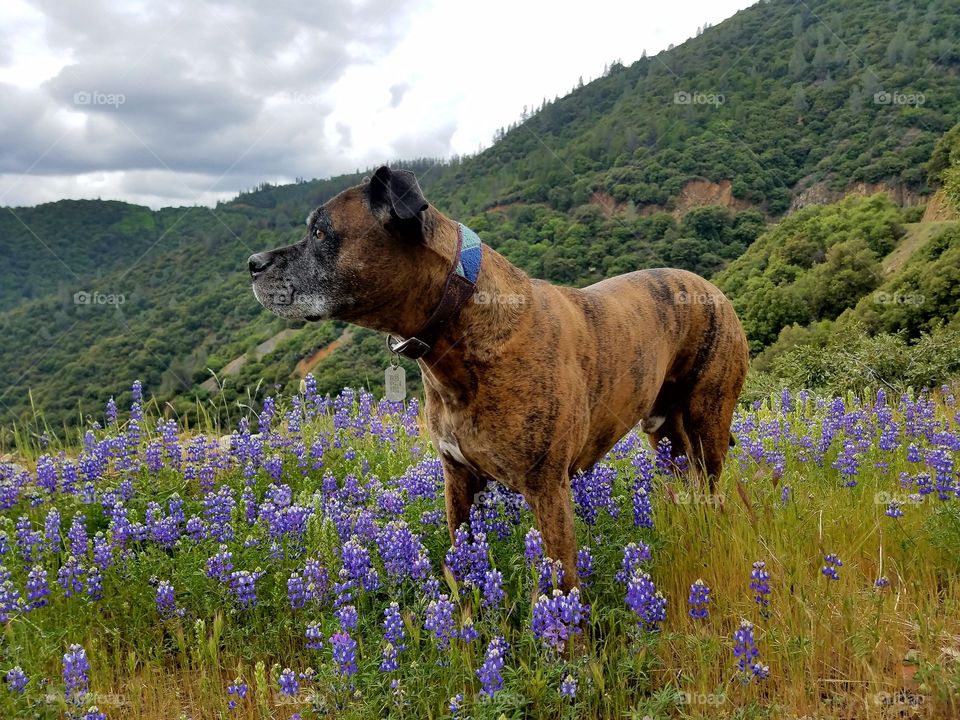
[682,386,740,494]
[646,410,694,477]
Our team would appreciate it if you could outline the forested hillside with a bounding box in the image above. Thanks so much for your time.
[3,0,960,437]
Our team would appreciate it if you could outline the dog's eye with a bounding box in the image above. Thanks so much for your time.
[314,228,324,240]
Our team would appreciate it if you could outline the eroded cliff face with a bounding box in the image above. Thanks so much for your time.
[789,180,926,212]
[597,177,936,221]
[921,188,960,222]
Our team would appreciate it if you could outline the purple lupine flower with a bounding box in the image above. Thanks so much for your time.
[305,623,324,650]
[632,485,654,529]
[86,566,103,601]
[571,463,619,525]
[779,486,791,505]
[459,618,479,643]
[288,572,307,609]
[632,450,655,528]
[559,673,577,699]
[15,516,42,564]
[105,397,118,425]
[448,693,464,717]
[821,554,842,581]
[377,521,431,583]
[885,500,903,518]
[444,526,489,588]
[303,560,329,604]
[206,545,233,582]
[529,555,563,595]
[733,620,768,680]
[875,576,890,589]
[156,581,177,618]
[477,636,508,697]
[425,594,456,652]
[380,642,400,673]
[278,668,298,696]
[227,569,264,610]
[626,571,666,631]
[340,539,379,592]
[532,588,588,651]
[688,578,710,620]
[82,706,106,720]
[227,678,249,710]
[383,602,406,652]
[732,619,759,671]
[0,573,20,622]
[91,533,113,571]
[58,556,85,597]
[5,666,28,693]
[26,565,50,610]
[524,528,544,564]
[832,441,860,487]
[336,604,358,631]
[749,561,770,607]
[616,542,652,584]
[330,632,358,676]
[378,604,404,670]
[203,486,235,543]
[482,568,504,609]
[576,546,593,584]
[44,508,61,551]
[63,644,91,704]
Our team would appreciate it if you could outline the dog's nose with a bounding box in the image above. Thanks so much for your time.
[248,252,274,278]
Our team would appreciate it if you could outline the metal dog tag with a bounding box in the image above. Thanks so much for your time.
[384,364,406,402]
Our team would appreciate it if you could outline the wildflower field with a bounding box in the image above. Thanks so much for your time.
[0,381,958,719]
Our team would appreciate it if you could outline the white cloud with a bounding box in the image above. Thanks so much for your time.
[0,0,754,209]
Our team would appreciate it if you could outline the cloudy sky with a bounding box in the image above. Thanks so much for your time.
[0,0,754,209]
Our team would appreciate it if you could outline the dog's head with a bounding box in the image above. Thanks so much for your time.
[248,166,436,328]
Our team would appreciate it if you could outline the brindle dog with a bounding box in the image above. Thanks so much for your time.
[249,166,749,589]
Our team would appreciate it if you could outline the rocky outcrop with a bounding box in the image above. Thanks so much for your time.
[631,179,757,218]
[789,180,926,213]
[921,189,960,222]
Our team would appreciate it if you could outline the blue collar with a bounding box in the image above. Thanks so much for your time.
[386,222,483,360]
[455,223,482,283]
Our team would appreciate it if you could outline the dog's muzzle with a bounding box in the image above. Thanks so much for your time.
[248,252,275,279]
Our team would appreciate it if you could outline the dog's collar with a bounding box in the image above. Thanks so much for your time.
[387,223,483,360]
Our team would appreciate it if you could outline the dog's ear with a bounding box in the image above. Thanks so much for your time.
[369,166,428,220]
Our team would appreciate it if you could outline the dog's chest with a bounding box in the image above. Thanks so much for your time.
[433,426,515,487]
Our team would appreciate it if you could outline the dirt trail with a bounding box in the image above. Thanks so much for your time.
[200,328,298,392]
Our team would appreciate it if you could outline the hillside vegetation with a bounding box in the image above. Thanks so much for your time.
[3,0,960,437]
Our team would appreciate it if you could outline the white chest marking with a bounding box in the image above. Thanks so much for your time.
[438,435,474,470]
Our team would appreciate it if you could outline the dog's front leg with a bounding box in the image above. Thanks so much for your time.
[525,472,579,591]
[441,456,487,544]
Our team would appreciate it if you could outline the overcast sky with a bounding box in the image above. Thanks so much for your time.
[0,0,754,209]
